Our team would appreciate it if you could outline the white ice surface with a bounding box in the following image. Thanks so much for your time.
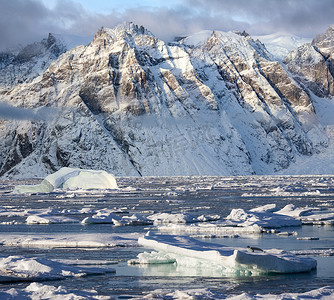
[138,285,334,300]
[13,167,118,193]
[157,223,264,235]
[0,255,115,282]
[138,232,317,274]
[0,233,140,248]
[26,214,79,224]
[226,208,301,228]
[0,282,109,299]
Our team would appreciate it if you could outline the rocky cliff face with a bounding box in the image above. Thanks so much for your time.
[0,23,330,178]
[0,34,67,90]
[284,26,334,98]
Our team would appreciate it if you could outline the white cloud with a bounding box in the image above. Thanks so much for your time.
[0,0,333,51]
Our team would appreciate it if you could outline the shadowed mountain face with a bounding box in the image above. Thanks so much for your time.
[0,23,330,178]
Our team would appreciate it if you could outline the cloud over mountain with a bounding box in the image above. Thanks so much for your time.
[1,0,333,50]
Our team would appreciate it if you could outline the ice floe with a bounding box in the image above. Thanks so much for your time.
[226,208,301,228]
[112,214,153,226]
[136,285,334,300]
[13,167,118,193]
[157,223,264,235]
[0,282,110,299]
[147,212,220,224]
[137,232,317,274]
[0,255,115,282]
[26,214,79,224]
[0,233,140,248]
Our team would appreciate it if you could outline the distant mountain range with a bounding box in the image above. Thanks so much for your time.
[0,23,333,178]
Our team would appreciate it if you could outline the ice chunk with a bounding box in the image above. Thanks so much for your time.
[148,212,217,224]
[250,204,278,213]
[275,204,315,217]
[81,212,118,224]
[0,255,115,282]
[112,214,153,226]
[0,233,140,248]
[140,285,334,300]
[13,167,118,193]
[138,232,316,274]
[158,223,264,235]
[26,214,79,224]
[226,208,301,228]
[128,251,176,265]
[0,282,110,299]
[148,213,197,224]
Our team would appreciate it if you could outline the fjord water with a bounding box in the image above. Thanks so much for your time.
[0,175,334,298]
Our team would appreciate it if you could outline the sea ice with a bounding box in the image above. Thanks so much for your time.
[13,167,118,193]
[0,233,140,248]
[137,285,334,300]
[275,204,315,217]
[226,208,302,228]
[137,232,317,274]
[112,214,153,226]
[148,212,219,224]
[157,223,264,235]
[81,211,118,224]
[26,214,79,224]
[0,282,110,299]
[0,255,115,282]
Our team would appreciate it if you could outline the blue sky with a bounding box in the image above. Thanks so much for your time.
[1,0,334,50]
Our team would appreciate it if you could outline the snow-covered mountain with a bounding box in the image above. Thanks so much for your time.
[254,32,311,60]
[0,23,331,178]
[0,33,91,89]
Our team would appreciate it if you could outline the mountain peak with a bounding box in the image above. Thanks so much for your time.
[102,22,154,40]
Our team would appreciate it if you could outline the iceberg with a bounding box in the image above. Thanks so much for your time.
[138,232,317,274]
[13,167,118,193]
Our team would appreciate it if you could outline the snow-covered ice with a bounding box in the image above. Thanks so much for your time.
[0,233,140,248]
[0,282,110,299]
[13,167,118,193]
[226,208,301,228]
[0,255,115,282]
[137,285,334,300]
[137,232,317,274]
[26,214,79,224]
[147,212,219,224]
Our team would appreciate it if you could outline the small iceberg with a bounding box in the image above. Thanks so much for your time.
[137,232,316,275]
[13,167,118,194]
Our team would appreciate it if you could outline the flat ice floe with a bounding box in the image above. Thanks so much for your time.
[13,167,118,193]
[0,233,140,248]
[26,214,79,224]
[137,285,334,300]
[0,282,110,299]
[137,232,316,274]
[148,212,220,224]
[226,208,302,228]
[0,255,115,282]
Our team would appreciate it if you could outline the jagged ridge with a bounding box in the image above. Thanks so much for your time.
[0,22,330,178]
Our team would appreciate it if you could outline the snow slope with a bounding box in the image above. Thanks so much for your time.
[254,32,311,60]
[0,23,332,178]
